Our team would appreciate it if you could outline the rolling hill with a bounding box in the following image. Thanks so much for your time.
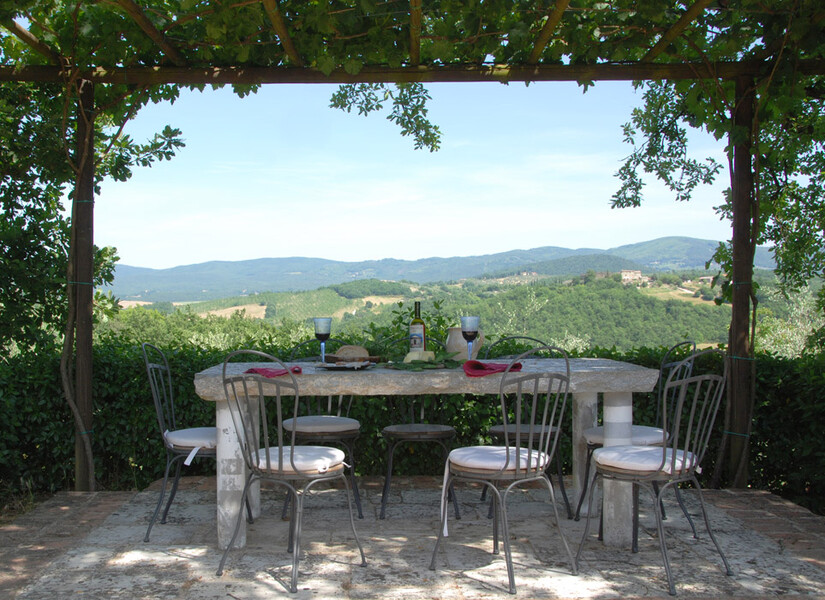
[107,236,774,303]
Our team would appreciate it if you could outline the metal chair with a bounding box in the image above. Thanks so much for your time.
[429,346,578,594]
[281,339,363,519]
[574,340,697,532]
[215,349,366,593]
[482,335,573,519]
[141,342,219,542]
[577,349,732,596]
[379,334,459,519]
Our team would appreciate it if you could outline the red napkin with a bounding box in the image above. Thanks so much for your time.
[244,366,302,378]
[462,360,521,377]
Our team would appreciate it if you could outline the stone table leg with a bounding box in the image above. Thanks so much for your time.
[572,391,598,511]
[602,391,633,547]
[215,398,260,550]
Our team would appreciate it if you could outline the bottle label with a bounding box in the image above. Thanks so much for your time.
[409,324,425,350]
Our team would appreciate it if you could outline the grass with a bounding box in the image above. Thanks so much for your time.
[638,283,715,305]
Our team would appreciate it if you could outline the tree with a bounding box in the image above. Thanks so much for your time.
[0,36,185,490]
[756,287,825,358]
[611,4,825,485]
[0,82,72,358]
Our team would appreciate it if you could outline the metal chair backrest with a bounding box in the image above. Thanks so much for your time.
[484,335,547,359]
[653,341,697,437]
[289,339,353,417]
[142,342,177,441]
[380,335,449,424]
[498,345,571,479]
[221,349,303,477]
[659,349,727,477]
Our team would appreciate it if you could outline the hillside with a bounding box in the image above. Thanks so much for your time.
[104,275,736,351]
[107,236,774,303]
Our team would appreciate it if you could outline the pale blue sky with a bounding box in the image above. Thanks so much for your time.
[95,81,732,270]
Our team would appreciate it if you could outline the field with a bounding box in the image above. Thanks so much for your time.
[638,284,713,305]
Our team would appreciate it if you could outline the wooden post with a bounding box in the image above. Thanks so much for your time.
[74,79,95,491]
[727,75,755,488]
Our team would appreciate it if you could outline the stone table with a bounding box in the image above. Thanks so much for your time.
[195,358,659,549]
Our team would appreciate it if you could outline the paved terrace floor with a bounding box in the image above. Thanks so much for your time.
[2,476,824,599]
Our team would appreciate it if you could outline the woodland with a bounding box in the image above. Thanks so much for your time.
[107,273,734,352]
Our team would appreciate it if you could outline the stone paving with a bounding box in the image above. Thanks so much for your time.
[2,476,824,599]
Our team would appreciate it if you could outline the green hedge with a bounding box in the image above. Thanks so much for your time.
[1,341,822,515]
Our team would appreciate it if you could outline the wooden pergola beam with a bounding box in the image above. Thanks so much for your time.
[262,0,304,67]
[409,0,422,66]
[528,0,571,65]
[5,59,824,86]
[1,18,63,65]
[643,0,713,62]
[113,0,188,67]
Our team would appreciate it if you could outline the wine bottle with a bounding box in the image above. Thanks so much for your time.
[409,301,426,351]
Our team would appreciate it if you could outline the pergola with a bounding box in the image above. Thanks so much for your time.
[2,1,824,491]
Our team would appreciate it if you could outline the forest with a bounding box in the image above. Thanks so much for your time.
[104,271,745,353]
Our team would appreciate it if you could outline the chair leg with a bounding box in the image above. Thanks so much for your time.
[160,459,184,524]
[216,476,256,576]
[576,470,601,565]
[349,466,364,520]
[491,488,500,554]
[691,478,733,577]
[574,444,596,521]
[555,450,573,519]
[245,496,253,524]
[379,439,397,519]
[341,441,364,519]
[281,490,292,520]
[289,489,303,593]
[652,480,667,520]
[144,455,176,542]
[674,487,698,538]
[429,473,453,571]
[438,440,461,520]
[336,473,367,567]
[287,489,297,554]
[632,482,640,553]
[540,476,578,575]
[650,482,677,596]
[496,488,516,594]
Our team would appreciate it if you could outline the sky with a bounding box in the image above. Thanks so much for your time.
[95,80,733,270]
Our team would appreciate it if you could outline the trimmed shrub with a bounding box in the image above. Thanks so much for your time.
[0,341,821,515]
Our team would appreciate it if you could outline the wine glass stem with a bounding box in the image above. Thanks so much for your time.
[320,341,325,363]
[467,340,473,360]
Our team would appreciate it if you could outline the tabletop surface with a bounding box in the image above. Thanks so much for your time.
[194,357,659,401]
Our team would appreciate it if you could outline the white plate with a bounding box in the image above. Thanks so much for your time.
[315,361,375,371]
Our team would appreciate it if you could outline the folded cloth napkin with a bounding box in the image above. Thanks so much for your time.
[462,360,521,377]
[244,366,302,378]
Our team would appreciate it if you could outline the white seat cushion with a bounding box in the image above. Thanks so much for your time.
[448,445,550,473]
[283,415,360,434]
[594,445,698,475]
[164,427,217,449]
[256,446,345,474]
[583,424,665,446]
